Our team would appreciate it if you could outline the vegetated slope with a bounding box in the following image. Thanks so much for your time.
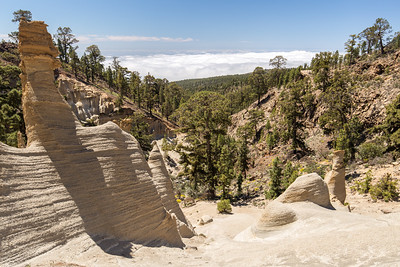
[230,50,400,150]
[227,49,400,206]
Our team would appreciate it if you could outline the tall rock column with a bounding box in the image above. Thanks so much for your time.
[324,150,346,204]
[17,20,184,247]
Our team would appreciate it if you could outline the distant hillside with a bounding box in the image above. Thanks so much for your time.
[176,73,251,94]
[175,68,303,114]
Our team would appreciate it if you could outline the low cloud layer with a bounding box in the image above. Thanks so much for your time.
[113,51,316,81]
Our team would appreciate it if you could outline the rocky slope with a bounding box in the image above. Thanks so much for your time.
[0,20,193,266]
[226,51,400,199]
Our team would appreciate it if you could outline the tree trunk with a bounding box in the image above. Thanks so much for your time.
[380,37,384,54]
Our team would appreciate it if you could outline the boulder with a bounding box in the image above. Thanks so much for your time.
[277,173,333,209]
[199,215,213,225]
[253,173,333,236]
[324,150,346,204]
[253,201,297,234]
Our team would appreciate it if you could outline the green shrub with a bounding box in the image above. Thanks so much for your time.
[161,137,176,151]
[0,51,19,64]
[335,117,364,162]
[357,141,385,162]
[370,173,399,202]
[282,161,300,189]
[303,161,328,177]
[217,199,232,213]
[351,170,373,194]
[264,159,301,200]
[381,94,400,152]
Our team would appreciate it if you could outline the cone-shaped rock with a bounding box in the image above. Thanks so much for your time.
[148,143,195,238]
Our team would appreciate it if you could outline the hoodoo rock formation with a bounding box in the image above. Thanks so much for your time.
[0,20,191,266]
[324,150,346,204]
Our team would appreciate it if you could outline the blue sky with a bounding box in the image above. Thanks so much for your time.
[1,0,400,80]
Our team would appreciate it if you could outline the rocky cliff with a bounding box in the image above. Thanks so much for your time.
[57,74,115,124]
[57,73,177,138]
[0,20,191,266]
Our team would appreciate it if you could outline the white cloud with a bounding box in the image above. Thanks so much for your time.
[110,51,316,81]
[77,34,193,43]
[0,34,9,40]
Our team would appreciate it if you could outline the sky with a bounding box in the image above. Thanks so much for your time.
[1,0,400,81]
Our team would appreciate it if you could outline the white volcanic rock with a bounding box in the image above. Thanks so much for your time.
[0,20,187,266]
[325,150,346,204]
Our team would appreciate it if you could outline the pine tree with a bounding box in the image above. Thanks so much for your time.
[335,117,363,162]
[237,138,250,180]
[80,53,90,82]
[279,81,308,153]
[381,94,400,152]
[282,161,299,189]
[216,137,236,199]
[54,27,78,64]
[319,70,353,135]
[105,66,114,88]
[143,74,157,115]
[129,112,153,157]
[311,52,335,90]
[269,55,287,69]
[345,34,359,64]
[129,71,141,104]
[68,48,80,77]
[85,45,104,82]
[0,65,23,147]
[176,91,231,198]
[373,18,392,54]
[265,157,283,199]
[249,67,268,106]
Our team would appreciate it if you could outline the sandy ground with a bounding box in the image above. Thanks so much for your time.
[25,198,400,267]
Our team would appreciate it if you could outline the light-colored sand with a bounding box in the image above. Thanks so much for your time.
[24,200,400,267]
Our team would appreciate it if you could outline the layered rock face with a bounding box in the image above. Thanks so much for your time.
[58,75,115,124]
[0,20,188,266]
[324,150,346,204]
[148,144,195,238]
